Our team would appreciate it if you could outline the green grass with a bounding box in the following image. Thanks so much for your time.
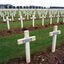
[0,18,63,30]
[0,24,64,64]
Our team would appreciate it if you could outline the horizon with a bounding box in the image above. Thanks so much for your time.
[0,0,64,7]
[0,4,64,7]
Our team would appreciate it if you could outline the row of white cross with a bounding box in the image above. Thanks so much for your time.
[0,11,16,21]
[17,25,61,63]
[5,14,64,30]
[1,10,64,21]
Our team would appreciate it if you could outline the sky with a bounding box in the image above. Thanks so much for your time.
[0,0,64,7]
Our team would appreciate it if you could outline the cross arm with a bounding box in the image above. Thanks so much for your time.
[31,17,36,19]
[49,30,61,36]
[18,17,25,20]
[17,36,36,45]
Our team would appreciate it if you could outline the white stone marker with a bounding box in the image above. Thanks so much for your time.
[11,14,14,21]
[62,15,64,23]
[1,13,5,21]
[17,30,36,63]
[31,14,36,27]
[57,14,60,23]
[18,15,25,28]
[19,11,21,16]
[7,11,9,17]
[5,16,11,30]
[2,15,6,21]
[40,15,46,26]
[27,13,29,20]
[38,11,41,18]
[25,11,29,19]
[49,14,53,24]
[49,25,61,52]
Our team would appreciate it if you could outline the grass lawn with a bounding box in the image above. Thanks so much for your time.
[0,18,63,30]
[0,24,64,64]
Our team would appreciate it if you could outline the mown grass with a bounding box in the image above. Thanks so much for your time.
[0,24,64,64]
[0,18,63,30]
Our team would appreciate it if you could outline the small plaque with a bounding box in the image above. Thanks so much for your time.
[53,32,59,35]
[23,38,32,43]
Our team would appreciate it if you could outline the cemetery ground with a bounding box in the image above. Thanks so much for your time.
[0,24,64,64]
[0,10,64,64]
[0,17,62,30]
[0,18,63,37]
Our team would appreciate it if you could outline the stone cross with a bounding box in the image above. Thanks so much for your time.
[44,11,47,17]
[7,11,9,17]
[10,13,14,21]
[49,25,61,52]
[17,30,36,63]
[4,11,7,15]
[12,15,14,21]
[4,16,11,30]
[53,11,57,17]
[49,14,53,24]
[62,15,64,23]
[24,11,29,19]
[18,15,25,28]
[27,12,29,19]
[13,11,16,17]
[38,11,41,18]
[31,14,36,27]
[57,13,60,23]
[19,11,21,17]
[40,15,46,26]
[3,16,5,21]
[2,14,6,21]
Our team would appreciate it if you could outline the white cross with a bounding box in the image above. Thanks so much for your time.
[3,16,5,21]
[18,15,25,28]
[62,15,64,23]
[1,13,6,21]
[4,11,7,15]
[31,14,36,27]
[12,15,14,21]
[27,13,29,19]
[19,11,21,17]
[4,16,11,30]
[2,14,6,21]
[17,30,36,63]
[44,11,47,17]
[40,15,46,26]
[49,14,53,24]
[13,11,16,17]
[49,25,61,52]
[38,11,41,18]
[10,13,14,21]
[7,11,9,17]
[57,14,60,23]
[25,11,29,19]
[53,14,56,17]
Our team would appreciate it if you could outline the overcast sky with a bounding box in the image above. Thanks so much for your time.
[0,0,64,7]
